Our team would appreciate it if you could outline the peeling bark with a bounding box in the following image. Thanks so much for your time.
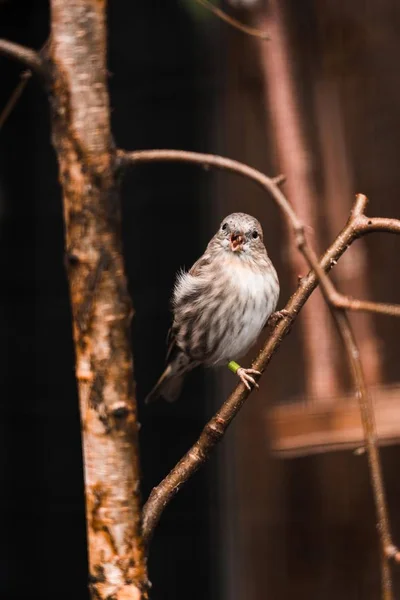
[49,2,148,598]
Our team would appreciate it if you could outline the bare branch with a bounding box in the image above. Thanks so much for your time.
[0,40,51,131]
[132,150,400,546]
[117,149,302,232]
[327,294,400,318]
[0,39,46,75]
[334,313,394,599]
[298,227,398,599]
[271,173,286,186]
[140,202,348,543]
[120,152,400,319]
[357,216,400,236]
[352,192,369,216]
[296,213,400,317]
[0,70,31,131]
[195,0,269,40]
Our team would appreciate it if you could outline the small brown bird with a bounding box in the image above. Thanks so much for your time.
[145,212,280,403]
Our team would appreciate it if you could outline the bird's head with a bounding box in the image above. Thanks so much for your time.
[214,212,266,258]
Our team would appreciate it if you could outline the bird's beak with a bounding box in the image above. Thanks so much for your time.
[230,231,244,252]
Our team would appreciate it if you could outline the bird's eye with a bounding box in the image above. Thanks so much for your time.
[222,223,228,231]
[252,230,259,239]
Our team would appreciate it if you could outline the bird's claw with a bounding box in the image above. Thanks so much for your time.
[266,309,290,328]
[237,367,261,390]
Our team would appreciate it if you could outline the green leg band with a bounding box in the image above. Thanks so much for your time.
[228,361,241,374]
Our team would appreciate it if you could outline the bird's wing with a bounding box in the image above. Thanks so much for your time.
[165,253,211,362]
[165,325,175,362]
[189,253,211,276]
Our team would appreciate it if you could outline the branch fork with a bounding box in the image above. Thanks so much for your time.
[117,151,400,595]
[0,38,47,76]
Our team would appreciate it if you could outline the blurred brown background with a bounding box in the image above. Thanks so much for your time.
[214,1,400,598]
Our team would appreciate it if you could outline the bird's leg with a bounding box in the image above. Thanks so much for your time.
[227,361,260,390]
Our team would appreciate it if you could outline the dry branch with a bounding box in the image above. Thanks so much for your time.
[195,0,269,39]
[118,150,400,565]
[117,149,302,229]
[0,70,31,131]
[0,39,45,75]
[0,39,50,131]
[296,197,398,599]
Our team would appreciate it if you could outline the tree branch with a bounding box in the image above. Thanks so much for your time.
[321,292,400,317]
[296,216,400,317]
[358,217,400,236]
[0,39,50,130]
[117,149,302,231]
[195,0,269,40]
[297,218,398,599]
[123,149,400,549]
[0,70,32,131]
[119,151,400,319]
[0,39,46,75]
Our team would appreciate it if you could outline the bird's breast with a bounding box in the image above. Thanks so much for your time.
[205,260,279,365]
[173,256,279,366]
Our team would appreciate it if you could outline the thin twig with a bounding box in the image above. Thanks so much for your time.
[334,313,393,599]
[119,149,400,320]
[297,219,397,599]
[321,292,400,317]
[196,0,270,40]
[0,39,45,75]
[117,149,303,232]
[358,217,400,236]
[118,149,400,550]
[0,39,51,131]
[298,220,400,317]
[271,173,286,185]
[0,70,32,131]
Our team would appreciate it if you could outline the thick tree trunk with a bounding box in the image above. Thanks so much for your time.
[49,2,148,598]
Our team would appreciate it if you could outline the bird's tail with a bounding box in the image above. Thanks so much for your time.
[145,364,185,404]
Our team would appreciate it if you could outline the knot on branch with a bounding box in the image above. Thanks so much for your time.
[204,418,226,443]
[109,401,135,422]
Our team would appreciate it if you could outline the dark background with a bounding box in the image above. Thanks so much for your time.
[0,2,220,599]
[1,1,400,600]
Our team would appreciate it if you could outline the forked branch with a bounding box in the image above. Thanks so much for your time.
[0,39,50,130]
[118,150,400,569]
[117,149,302,230]
[296,201,399,599]
[0,39,46,75]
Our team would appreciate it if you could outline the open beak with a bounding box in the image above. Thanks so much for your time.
[230,231,244,252]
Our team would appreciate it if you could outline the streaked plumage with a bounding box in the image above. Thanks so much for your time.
[145,213,279,403]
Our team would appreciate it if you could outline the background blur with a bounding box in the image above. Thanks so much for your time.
[1,1,399,599]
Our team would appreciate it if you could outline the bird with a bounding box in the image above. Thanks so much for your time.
[145,212,280,404]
